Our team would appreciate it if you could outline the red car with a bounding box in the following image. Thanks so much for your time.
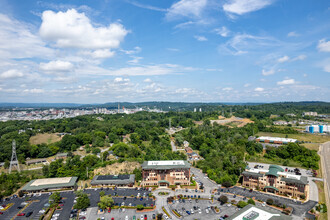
[108,208,111,213]
[59,204,64,206]
[0,212,3,214]
[17,213,25,216]
[111,218,114,220]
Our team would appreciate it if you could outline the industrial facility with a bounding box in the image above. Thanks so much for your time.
[305,125,330,133]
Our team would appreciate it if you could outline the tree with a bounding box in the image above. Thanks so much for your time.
[98,195,114,210]
[219,195,228,204]
[49,192,61,205]
[247,198,255,205]
[237,201,248,208]
[74,192,90,210]
[266,198,274,205]
[136,204,144,210]
[99,191,105,197]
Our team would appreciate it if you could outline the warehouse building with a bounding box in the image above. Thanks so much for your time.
[255,136,297,145]
[21,177,78,192]
[141,160,191,187]
[242,165,309,199]
[91,174,135,187]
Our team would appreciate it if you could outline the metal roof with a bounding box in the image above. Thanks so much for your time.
[21,177,78,191]
[141,160,191,170]
[91,174,135,185]
[266,165,284,177]
[264,186,279,191]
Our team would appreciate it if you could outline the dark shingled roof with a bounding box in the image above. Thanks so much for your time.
[242,171,264,178]
[281,176,308,185]
[91,174,135,185]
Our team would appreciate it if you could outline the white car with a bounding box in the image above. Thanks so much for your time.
[205,209,209,214]
[53,213,60,217]
[39,209,46,214]
[164,215,169,219]
[262,202,266,207]
[198,209,202,214]
[122,208,125,212]
[140,215,144,220]
[191,209,194,214]
[125,216,129,220]
[80,212,86,215]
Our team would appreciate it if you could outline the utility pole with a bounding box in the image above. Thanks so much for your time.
[9,140,20,173]
[169,118,171,130]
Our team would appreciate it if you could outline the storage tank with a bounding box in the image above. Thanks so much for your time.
[312,125,319,133]
[319,125,324,133]
[309,126,314,133]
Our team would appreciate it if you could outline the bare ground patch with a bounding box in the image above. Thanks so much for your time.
[29,133,61,145]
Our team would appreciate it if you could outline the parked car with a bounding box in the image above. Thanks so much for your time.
[17,213,25,216]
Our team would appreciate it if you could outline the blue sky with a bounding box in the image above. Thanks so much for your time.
[0,0,329,103]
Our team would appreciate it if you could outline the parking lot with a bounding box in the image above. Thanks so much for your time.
[169,198,237,220]
[86,207,158,220]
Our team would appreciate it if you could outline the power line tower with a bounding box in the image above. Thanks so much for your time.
[9,140,20,173]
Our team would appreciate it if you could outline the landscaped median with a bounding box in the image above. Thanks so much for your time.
[162,206,172,219]
[171,209,181,218]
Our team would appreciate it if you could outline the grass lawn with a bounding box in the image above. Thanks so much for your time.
[257,132,330,143]
[315,180,328,220]
[301,143,320,151]
[30,133,61,145]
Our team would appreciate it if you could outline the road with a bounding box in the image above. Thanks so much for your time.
[171,140,177,152]
[320,141,330,219]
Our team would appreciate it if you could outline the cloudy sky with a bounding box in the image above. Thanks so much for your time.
[0,0,329,103]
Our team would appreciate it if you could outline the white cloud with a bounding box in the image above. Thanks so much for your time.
[287,31,299,37]
[254,87,264,92]
[214,26,230,37]
[40,9,128,49]
[317,39,330,52]
[194,35,208,41]
[23,88,45,93]
[223,0,273,15]
[262,69,275,76]
[122,46,142,55]
[321,58,330,72]
[0,14,54,59]
[114,77,130,83]
[166,0,208,20]
[0,69,24,79]
[127,56,143,64]
[277,78,295,85]
[244,83,250,87]
[219,34,279,55]
[81,49,115,59]
[292,54,306,61]
[144,78,152,83]
[222,87,233,91]
[277,55,290,63]
[40,60,74,72]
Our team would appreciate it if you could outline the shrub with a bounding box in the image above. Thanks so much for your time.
[237,201,248,208]
[247,198,255,205]
[136,205,144,210]
[266,199,274,205]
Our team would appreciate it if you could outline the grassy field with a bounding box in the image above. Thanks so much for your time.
[315,180,327,220]
[257,132,330,143]
[29,133,61,145]
[301,143,320,151]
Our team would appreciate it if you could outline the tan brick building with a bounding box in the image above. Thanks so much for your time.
[242,165,309,199]
[141,160,191,187]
